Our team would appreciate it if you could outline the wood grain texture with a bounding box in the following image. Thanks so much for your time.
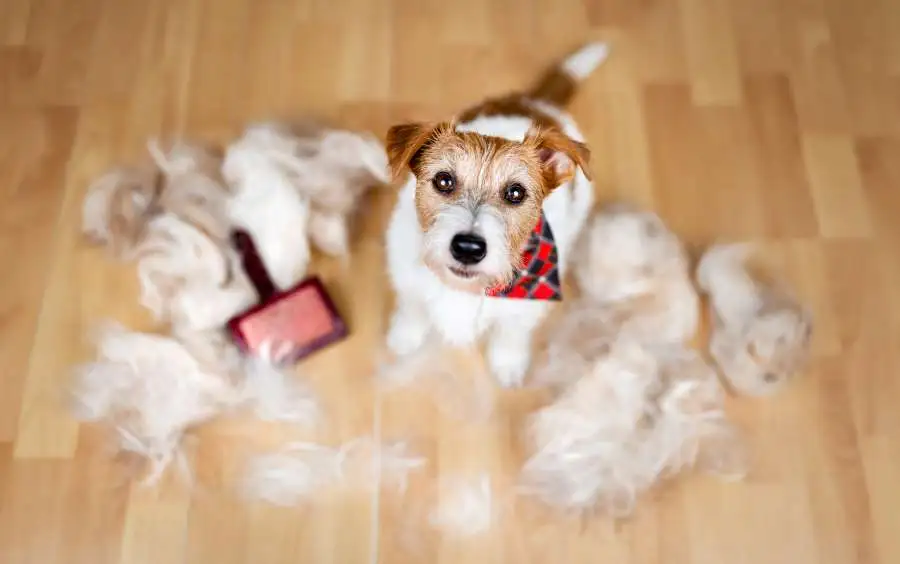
[1,0,898,562]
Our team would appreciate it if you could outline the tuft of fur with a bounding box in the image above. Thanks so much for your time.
[428,474,497,538]
[240,342,320,426]
[70,323,320,485]
[242,438,426,506]
[223,125,313,288]
[134,213,256,333]
[241,443,343,506]
[571,203,699,345]
[520,340,745,517]
[147,139,233,245]
[226,122,389,259]
[81,165,160,259]
[697,243,814,396]
[69,322,242,484]
[532,204,699,389]
[82,139,252,334]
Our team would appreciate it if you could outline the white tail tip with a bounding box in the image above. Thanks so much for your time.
[561,42,611,81]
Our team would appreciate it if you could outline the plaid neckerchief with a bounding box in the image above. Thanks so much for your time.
[484,212,562,301]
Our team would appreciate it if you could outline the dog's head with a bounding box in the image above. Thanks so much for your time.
[386,121,590,293]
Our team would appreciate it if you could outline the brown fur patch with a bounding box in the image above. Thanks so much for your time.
[529,67,577,108]
[525,125,592,187]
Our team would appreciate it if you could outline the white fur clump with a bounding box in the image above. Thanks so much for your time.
[70,322,242,484]
[532,204,700,390]
[70,323,320,485]
[226,122,389,260]
[520,340,745,517]
[81,139,258,334]
[571,203,699,345]
[239,342,320,426]
[135,213,256,333]
[697,243,813,396]
[288,123,390,257]
[146,139,234,244]
[428,474,497,538]
[81,165,159,259]
[242,443,343,506]
[242,438,426,506]
[223,126,313,289]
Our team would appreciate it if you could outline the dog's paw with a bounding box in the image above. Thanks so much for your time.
[386,313,428,357]
[487,341,530,388]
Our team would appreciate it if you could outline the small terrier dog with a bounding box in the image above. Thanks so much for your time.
[384,42,610,386]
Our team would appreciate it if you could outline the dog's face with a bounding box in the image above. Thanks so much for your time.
[386,121,590,293]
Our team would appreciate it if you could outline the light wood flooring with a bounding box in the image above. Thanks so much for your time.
[1,0,899,562]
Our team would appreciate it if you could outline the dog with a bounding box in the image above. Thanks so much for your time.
[383,42,610,387]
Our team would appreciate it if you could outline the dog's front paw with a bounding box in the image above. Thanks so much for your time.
[386,310,429,357]
[487,341,530,388]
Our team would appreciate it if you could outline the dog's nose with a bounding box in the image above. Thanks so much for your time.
[450,233,487,265]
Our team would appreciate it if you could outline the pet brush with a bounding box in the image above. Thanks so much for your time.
[227,229,348,363]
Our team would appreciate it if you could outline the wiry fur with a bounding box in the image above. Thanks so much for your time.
[384,42,608,387]
[225,121,389,259]
[81,165,160,259]
[135,214,255,332]
[520,340,746,517]
[242,439,426,506]
[697,243,814,396]
[572,203,699,343]
[146,139,234,246]
[80,139,254,333]
[531,203,699,389]
[70,322,320,484]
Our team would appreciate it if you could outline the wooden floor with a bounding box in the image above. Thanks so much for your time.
[2,0,900,562]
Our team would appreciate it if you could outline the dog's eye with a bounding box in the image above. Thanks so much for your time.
[432,171,456,194]
[503,183,527,205]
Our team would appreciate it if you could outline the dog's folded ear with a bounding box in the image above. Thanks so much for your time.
[525,126,592,189]
[385,121,450,180]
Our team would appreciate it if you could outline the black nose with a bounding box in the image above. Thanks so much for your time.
[450,233,487,265]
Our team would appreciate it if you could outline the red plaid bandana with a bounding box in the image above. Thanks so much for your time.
[485,212,562,301]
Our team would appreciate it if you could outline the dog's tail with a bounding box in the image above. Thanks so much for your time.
[529,42,610,109]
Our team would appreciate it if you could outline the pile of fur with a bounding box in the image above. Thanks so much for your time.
[82,140,258,334]
[75,122,389,490]
[521,204,745,516]
[521,339,745,516]
[532,203,699,389]
[70,323,319,485]
[697,243,813,396]
[223,121,390,259]
[82,124,389,334]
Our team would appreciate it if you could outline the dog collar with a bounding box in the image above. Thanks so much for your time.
[485,211,562,301]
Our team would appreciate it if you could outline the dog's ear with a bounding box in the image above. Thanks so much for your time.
[385,121,448,179]
[525,126,592,189]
